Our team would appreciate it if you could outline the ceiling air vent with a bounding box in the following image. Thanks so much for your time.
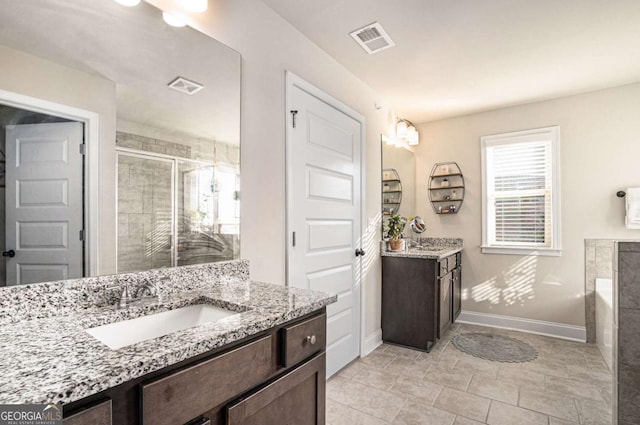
[350,22,395,55]
[168,76,204,95]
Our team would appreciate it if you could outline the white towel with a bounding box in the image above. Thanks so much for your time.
[626,187,640,229]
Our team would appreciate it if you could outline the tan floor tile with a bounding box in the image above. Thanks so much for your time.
[453,416,484,425]
[383,344,422,360]
[566,364,613,386]
[467,375,519,405]
[336,360,369,379]
[327,376,406,422]
[523,358,570,378]
[360,351,396,369]
[453,356,500,378]
[388,375,443,404]
[326,399,387,425]
[352,367,399,390]
[434,387,491,422]
[545,375,605,402]
[518,388,580,422]
[415,354,458,372]
[385,356,431,378]
[487,401,549,425]
[496,363,545,389]
[392,400,456,425]
[329,329,614,425]
[549,418,578,425]
[425,367,473,391]
[575,398,613,425]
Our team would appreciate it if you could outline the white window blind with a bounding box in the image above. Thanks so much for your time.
[481,127,561,256]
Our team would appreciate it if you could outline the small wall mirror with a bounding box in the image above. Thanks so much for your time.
[0,0,241,286]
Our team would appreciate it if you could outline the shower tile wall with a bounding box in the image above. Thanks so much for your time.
[117,156,173,272]
[585,239,614,342]
[117,131,193,159]
[614,241,640,424]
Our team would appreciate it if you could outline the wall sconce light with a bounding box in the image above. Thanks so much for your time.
[388,118,419,147]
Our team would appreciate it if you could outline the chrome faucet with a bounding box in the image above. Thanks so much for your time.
[106,276,166,309]
[106,281,133,309]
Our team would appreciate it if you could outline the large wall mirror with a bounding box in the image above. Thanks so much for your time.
[0,0,241,286]
[381,136,416,222]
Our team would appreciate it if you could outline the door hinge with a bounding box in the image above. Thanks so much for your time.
[292,231,296,247]
[290,110,298,128]
[79,144,86,155]
[79,229,85,241]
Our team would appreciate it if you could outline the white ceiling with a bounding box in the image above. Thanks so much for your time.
[262,0,640,123]
[0,0,240,144]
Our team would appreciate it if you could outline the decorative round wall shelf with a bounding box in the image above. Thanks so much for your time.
[382,168,402,215]
[428,162,465,214]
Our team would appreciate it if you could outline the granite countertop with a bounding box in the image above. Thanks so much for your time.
[0,278,336,405]
[380,237,463,260]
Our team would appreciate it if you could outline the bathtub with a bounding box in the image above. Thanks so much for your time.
[596,278,613,371]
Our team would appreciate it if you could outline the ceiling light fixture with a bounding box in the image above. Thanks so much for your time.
[113,0,141,6]
[163,11,186,27]
[179,0,208,13]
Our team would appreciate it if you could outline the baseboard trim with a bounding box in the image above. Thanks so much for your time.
[361,328,382,356]
[457,310,586,342]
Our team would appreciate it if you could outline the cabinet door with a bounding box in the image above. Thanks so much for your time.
[453,267,462,321]
[439,274,452,338]
[141,335,273,425]
[64,399,111,425]
[226,353,325,425]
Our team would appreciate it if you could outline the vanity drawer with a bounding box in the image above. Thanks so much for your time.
[141,335,273,425]
[439,255,456,276]
[64,399,111,425]
[281,314,326,367]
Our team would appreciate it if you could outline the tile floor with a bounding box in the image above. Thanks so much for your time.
[326,323,613,425]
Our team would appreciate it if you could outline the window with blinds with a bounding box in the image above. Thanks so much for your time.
[481,127,561,256]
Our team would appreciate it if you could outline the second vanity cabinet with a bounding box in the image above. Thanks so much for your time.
[382,253,462,351]
[62,309,327,425]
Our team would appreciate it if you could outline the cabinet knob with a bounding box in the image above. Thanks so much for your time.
[306,335,317,345]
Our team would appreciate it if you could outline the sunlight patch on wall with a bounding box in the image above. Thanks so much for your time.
[471,256,538,307]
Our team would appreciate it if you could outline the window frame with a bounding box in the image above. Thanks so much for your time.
[480,126,561,256]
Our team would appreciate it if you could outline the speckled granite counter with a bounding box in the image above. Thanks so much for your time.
[380,237,463,259]
[0,261,336,405]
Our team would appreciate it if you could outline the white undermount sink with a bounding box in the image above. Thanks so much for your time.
[86,304,239,350]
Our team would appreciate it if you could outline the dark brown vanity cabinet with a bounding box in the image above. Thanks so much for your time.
[382,253,462,351]
[63,310,327,425]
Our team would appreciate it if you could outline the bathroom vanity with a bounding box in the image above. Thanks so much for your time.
[381,239,463,351]
[0,260,335,425]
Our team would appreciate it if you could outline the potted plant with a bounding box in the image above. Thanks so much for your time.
[385,214,407,251]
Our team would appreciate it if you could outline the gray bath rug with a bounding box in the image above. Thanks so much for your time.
[451,332,538,363]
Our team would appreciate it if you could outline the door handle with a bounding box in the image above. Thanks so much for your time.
[355,248,365,257]
[2,250,15,258]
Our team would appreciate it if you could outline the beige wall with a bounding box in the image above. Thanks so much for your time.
[414,82,640,327]
[148,0,389,339]
[0,44,118,275]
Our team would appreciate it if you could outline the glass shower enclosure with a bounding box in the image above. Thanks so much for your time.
[116,149,240,273]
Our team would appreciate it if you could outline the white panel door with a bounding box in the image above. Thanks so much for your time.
[5,122,84,285]
[288,82,362,377]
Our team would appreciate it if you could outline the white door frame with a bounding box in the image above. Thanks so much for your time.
[284,71,368,359]
[0,89,100,277]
